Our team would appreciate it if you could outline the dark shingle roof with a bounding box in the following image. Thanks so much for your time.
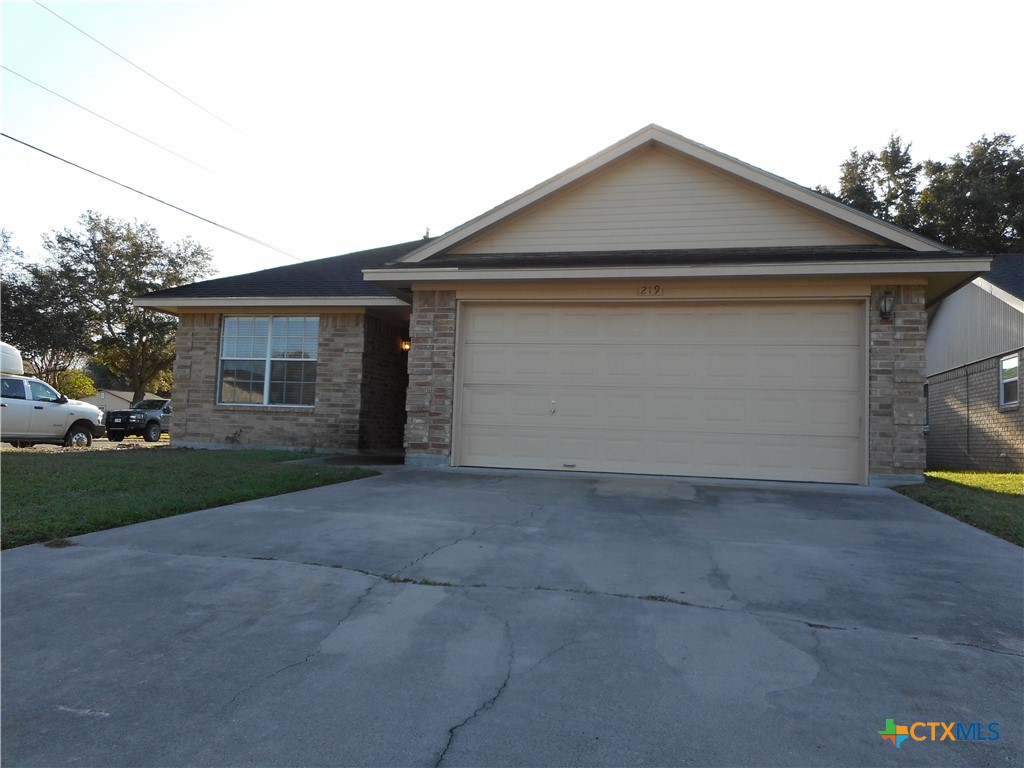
[983,253,1024,299]
[392,246,965,270]
[141,239,429,300]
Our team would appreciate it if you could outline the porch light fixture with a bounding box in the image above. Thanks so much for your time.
[878,291,895,321]
[400,338,412,352]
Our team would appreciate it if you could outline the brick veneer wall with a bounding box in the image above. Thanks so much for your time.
[404,290,456,458]
[359,314,409,451]
[868,285,928,479]
[404,284,931,479]
[926,352,1024,471]
[172,311,366,451]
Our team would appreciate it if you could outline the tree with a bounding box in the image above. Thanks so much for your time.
[918,134,1024,253]
[817,134,921,230]
[42,212,213,402]
[818,133,1023,252]
[1,230,96,384]
[56,369,98,400]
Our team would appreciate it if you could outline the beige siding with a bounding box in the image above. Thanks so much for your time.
[452,147,885,254]
[927,280,1024,375]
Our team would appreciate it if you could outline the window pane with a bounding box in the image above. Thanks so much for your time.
[1,378,25,399]
[1003,380,1019,406]
[28,380,60,402]
[269,360,316,405]
[270,316,319,360]
[219,360,265,404]
[1000,355,1019,382]
[220,316,317,405]
[1001,354,1020,406]
[222,316,268,359]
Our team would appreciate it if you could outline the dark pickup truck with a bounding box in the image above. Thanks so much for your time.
[105,398,172,443]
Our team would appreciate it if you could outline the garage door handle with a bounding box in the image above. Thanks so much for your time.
[549,400,557,415]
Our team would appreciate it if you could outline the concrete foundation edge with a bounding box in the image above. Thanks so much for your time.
[404,453,450,467]
[870,473,925,488]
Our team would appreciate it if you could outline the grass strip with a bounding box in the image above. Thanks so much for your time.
[1,449,377,549]
[894,471,1023,547]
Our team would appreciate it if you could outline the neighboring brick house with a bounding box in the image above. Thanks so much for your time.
[138,125,992,484]
[925,254,1024,471]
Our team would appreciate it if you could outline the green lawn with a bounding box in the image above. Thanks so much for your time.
[894,471,1024,547]
[0,449,378,549]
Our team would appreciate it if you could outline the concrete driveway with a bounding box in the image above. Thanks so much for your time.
[2,468,1021,767]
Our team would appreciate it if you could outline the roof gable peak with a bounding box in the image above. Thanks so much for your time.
[399,125,948,263]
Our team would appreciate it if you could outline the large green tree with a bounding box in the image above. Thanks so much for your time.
[820,135,922,229]
[818,133,1023,252]
[42,212,213,402]
[918,134,1024,252]
[1,229,96,384]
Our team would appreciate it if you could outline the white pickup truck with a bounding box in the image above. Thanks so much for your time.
[0,342,105,448]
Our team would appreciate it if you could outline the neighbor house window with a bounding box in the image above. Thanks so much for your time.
[219,316,319,406]
[999,353,1019,407]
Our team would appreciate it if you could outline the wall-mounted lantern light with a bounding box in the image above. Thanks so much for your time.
[878,290,895,321]
[400,338,412,352]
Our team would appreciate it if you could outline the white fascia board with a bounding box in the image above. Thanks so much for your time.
[399,125,948,263]
[974,277,1024,313]
[364,258,991,284]
[133,296,410,311]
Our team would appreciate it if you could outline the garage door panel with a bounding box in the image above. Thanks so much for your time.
[464,385,860,438]
[651,310,700,338]
[457,303,864,483]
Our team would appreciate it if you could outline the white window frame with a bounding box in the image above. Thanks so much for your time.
[999,352,1019,408]
[218,316,319,407]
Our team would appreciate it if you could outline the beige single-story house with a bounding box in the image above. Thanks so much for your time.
[138,125,992,485]
[924,253,1023,471]
[82,389,162,413]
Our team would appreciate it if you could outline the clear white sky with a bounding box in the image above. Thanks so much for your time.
[2,0,1021,278]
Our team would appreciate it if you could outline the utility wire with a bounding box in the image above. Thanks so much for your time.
[2,66,217,175]
[1,133,300,262]
[33,0,247,136]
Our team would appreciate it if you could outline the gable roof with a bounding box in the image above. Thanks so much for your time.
[136,240,428,313]
[88,389,162,403]
[395,124,950,263]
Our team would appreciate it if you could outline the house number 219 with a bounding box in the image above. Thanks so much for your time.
[638,284,662,296]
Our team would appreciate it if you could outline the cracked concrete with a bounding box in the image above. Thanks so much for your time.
[2,468,1021,767]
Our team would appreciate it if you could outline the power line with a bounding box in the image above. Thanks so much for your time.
[2,132,301,262]
[2,66,217,175]
[33,0,247,137]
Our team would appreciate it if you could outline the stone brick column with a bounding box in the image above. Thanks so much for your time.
[404,290,456,464]
[172,312,221,446]
[868,284,927,481]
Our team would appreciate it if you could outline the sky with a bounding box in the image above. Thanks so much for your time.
[2,0,1021,279]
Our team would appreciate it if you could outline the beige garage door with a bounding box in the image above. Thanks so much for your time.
[456,302,865,483]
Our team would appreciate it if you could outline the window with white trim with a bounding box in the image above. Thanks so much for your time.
[218,316,319,406]
[999,353,1019,407]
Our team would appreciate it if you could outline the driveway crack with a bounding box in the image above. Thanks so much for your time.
[435,620,514,768]
[397,499,543,576]
[221,580,377,712]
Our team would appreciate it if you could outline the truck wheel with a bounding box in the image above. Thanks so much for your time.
[108,431,125,442]
[64,425,93,448]
[143,422,162,442]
